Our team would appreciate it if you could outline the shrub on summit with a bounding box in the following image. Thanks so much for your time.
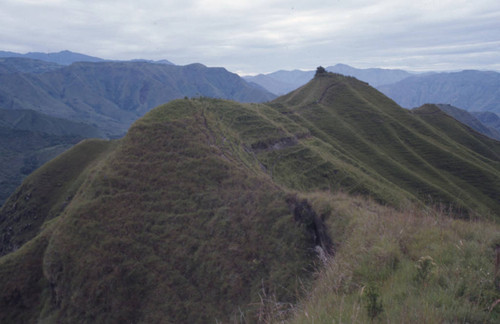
[315,66,327,76]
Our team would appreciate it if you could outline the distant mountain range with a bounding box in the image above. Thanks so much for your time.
[0,50,174,66]
[377,70,500,114]
[0,52,276,205]
[0,58,275,137]
[0,50,104,65]
[0,57,63,74]
[244,64,414,95]
[244,69,314,96]
[328,63,414,86]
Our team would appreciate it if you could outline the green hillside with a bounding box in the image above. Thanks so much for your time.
[0,100,321,323]
[0,71,499,322]
[432,104,500,141]
[268,72,499,216]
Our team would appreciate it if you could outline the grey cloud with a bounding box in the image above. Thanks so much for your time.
[0,0,499,74]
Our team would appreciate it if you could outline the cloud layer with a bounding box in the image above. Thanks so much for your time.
[1,0,499,74]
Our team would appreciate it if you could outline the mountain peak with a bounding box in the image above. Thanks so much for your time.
[314,66,327,76]
[274,69,372,108]
[331,63,352,69]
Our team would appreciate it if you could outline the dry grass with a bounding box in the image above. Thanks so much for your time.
[288,191,500,323]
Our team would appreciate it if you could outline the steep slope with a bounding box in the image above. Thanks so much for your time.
[0,61,276,136]
[270,72,500,216]
[0,109,105,206]
[0,99,320,323]
[377,70,500,114]
[432,104,500,140]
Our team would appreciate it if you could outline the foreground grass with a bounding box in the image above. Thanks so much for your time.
[289,191,500,323]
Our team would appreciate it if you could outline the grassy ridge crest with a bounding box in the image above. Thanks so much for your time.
[1,99,319,322]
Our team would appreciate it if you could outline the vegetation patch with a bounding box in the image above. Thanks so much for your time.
[290,191,500,323]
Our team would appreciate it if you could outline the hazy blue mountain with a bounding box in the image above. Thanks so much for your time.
[244,74,295,95]
[0,50,175,66]
[472,111,500,134]
[377,70,500,114]
[244,70,314,95]
[267,69,316,85]
[0,57,63,74]
[326,63,413,86]
[0,50,104,65]
[244,64,414,95]
[432,104,500,140]
[130,58,174,65]
[0,61,276,136]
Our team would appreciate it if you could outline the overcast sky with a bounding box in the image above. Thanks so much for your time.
[1,0,499,74]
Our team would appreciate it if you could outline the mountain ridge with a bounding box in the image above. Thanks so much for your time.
[0,50,175,66]
[431,104,500,140]
[243,64,415,95]
[0,71,499,322]
[0,60,276,136]
[0,99,319,322]
[377,70,500,114]
[0,57,63,74]
[0,50,104,65]
[473,111,500,134]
